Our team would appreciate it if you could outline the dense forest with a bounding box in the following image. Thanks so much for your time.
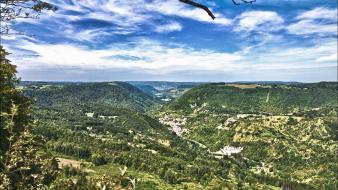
[2,80,335,189]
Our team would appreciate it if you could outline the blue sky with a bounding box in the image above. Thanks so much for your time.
[2,0,337,82]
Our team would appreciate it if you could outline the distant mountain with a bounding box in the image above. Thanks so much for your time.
[131,84,159,96]
[127,81,204,91]
[166,82,338,115]
[226,81,302,85]
[128,81,205,101]
[22,81,160,112]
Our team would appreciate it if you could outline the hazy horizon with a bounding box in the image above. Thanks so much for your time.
[20,80,337,83]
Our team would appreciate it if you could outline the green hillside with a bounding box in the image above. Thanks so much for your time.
[14,81,338,189]
[155,82,338,189]
[167,82,337,114]
[131,84,159,96]
[22,81,159,112]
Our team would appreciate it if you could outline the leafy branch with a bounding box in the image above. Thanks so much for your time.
[0,0,57,34]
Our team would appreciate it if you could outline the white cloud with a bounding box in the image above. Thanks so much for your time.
[71,29,111,42]
[287,20,337,36]
[316,53,337,62]
[246,40,337,69]
[232,11,284,46]
[287,7,337,36]
[234,11,284,32]
[25,0,231,28]
[9,39,242,73]
[6,36,336,77]
[4,2,337,82]
[11,0,232,42]
[154,22,183,33]
[296,7,337,21]
[145,0,231,25]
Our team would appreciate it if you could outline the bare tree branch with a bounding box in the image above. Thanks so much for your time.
[179,0,256,19]
[179,0,216,19]
[233,0,257,5]
[232,0,240,5]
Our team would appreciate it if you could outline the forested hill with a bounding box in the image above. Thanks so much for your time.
[130,84,159,96]
[154,82,337,189]
[21,81,160,112]
[15,81,338,189]
[166,82,338,115]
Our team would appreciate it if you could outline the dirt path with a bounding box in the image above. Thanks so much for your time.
[57,157,95,173]
[266,89,270,103]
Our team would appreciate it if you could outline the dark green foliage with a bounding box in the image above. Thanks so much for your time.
[0,46,31,155]
[163,169,178,184]
[157,82,338,189]
[0,46,59,189]
[14,80,338,189]
[53,142,91,159]
[0,131,59,189]
[132,84,159,96]
[136,181,160,190]
[62,165,85,177]
[32,1,57,11]
[23,81,160,112]
[286,117,297,125]
[167,83,337,115]
[91,154,108,166]
[51,171,135,190]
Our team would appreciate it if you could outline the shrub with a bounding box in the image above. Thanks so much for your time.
[91,154,108,166]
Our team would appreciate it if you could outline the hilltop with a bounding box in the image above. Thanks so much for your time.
[21,81,160,112]
[166,82,337,115]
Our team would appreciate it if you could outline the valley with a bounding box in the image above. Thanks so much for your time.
[20,81,337,190]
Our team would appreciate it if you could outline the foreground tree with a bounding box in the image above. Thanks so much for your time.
[0,46,60,189]
[0,1,60,188]
[0,46,30,155]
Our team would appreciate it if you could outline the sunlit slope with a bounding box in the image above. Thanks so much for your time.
[157,82,338,189]
[167,82,337,114]
[22,81,338,189]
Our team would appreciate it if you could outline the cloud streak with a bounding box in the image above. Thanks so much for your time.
[287,7,337,37]
[154,22,183,33]
[7,36,336,77]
